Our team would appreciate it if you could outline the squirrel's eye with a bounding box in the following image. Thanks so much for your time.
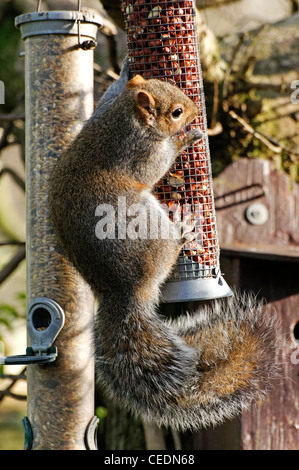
[172,107,183,119]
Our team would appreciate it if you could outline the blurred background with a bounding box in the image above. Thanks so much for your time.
[0,0,298,450]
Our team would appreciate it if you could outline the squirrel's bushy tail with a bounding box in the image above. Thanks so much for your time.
[95,291,279,431]
[166,292,280,430]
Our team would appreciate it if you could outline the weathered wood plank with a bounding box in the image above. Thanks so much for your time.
[201,159,299,450]
[238,257,299,450]
[213,158,299,250]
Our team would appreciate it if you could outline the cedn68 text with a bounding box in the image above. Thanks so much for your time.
[148,454,195,465]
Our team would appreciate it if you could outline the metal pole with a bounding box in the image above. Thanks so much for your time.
[15,11,102,450]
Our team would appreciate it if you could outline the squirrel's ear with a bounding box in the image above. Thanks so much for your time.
[127,75,146,89]
[135,90,156,123]
[136,91,155,110]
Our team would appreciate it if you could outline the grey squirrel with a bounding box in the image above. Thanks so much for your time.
[49,57,278,431]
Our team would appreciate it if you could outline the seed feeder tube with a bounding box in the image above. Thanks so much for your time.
[122,0,232,302]
[15,10,102,450]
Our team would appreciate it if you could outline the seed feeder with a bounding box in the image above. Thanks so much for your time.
[14,8,101,449]
[122,0,232,301]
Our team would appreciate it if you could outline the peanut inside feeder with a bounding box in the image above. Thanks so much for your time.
[122,0,232,301]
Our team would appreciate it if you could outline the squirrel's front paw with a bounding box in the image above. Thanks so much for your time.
[177,129,203,152]
[180,221,196,244]
[185,129,203,145]
[173,210,196,245]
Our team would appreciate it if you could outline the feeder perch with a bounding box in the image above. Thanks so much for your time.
[122,0,232,301]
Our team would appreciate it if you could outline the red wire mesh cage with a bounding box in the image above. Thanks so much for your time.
[122,0,232,301]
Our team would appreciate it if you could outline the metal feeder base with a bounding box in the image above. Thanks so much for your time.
[161,275,233,303]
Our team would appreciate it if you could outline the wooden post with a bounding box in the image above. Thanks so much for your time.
[194,158,299,450]
[15,11,102,450]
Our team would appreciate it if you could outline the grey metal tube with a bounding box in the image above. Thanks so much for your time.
[15,11,102,450]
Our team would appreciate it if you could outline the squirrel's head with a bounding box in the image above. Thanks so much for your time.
[127,75,199,136]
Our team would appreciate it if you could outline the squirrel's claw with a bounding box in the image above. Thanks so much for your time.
[173,212,196,244]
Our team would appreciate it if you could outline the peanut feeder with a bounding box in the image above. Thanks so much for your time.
[122,0,232,301]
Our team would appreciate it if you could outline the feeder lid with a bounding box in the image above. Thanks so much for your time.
[15,10,102,39]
